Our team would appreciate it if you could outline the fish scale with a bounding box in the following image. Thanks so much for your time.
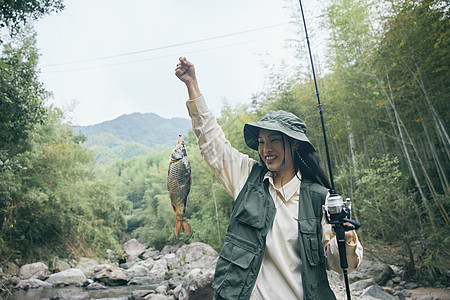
[167,135,191,238]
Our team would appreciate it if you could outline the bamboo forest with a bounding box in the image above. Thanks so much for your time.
[0,0,448,285]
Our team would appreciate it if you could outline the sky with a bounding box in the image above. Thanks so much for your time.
[34,0,327,126]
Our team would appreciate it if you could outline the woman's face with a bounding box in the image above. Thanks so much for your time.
[258,129,295,176]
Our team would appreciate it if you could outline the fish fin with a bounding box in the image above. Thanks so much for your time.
[182,220,191,235]
[175,218,181,239]
[174,218,191,239]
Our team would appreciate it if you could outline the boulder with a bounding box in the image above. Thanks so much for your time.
[167,242,218,277]
[18,262,49,280]
[15,278,52,289]
[75,257,99,277]
[53,259,71,273]
[46,268,87,286]
[124,238,147,257]
[53,288,90,300]
[349,259,393,285]
[128,264,150,277]
[356,285,397,299]
[94,264,130,286]
[180,267,215,300]
[149,258,169,279]
[3,262,19,276]
[141,247,160,260]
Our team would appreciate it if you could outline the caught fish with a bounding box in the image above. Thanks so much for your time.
[167,135,192,238]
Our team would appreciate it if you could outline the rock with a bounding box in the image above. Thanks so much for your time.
[351,278,376,292]
[120,254,141,269]
[75,257,99,277]
[349,259,393,285]
[124,238,147,257]
[128,264,150,277]
[86,282,107,289]
[144,294,172,300]
[130,289,155,300]
[3,262,19,276]
[93,264,130,286]
[167,242,218,277]
[1,276,20,289]
[53,288,90,300]
[53,259,71,273]
[155,284,168,294]
[394,289,411,300]
[179,261,216,300]
[161,244,181,255]
[404,282,419,290]
[357,285,397,299]
[135,257,155,270]
[45,268,87,286]
[149,258,169,278]
[128,276,158,285]
[15,278,52,289]
[18,262,49,280]
[141,248,160,260]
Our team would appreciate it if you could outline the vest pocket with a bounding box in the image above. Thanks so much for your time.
[213,234,258,299]
[234,183,266,229]
[299,218,323,266]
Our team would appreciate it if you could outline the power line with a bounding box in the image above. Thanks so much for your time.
[40,23,290,68]
[41,35,279,73]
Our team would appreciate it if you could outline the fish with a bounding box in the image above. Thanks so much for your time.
[167,135,192,238]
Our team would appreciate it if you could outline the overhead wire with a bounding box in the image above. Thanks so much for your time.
[39,22,291,72]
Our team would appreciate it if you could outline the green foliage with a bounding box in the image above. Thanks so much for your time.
[0,28,46,156]
[0,107,126,263]
[0,0,64,41]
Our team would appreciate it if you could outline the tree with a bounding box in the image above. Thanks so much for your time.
[0,28,46,157]
[0,0,64,42]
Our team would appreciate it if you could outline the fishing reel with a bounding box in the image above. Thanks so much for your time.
[323,194,361,270]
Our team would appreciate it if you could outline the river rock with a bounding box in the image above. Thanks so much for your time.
[124,238,147,257]
[15,278,52,289]
[3,262,19,276]
[128,264,150,277]
[18,262,49,280]
[53,259,71,273]
[141,247,160,260]
[75,257,99,277]
[94,264,130,286]
[356,285,397,299]
[349,259,393,285]
[167,242,218,277]
[149,258,169,279]
[135,257,155,270]
[45,268,87,286]
[53,288,90,300]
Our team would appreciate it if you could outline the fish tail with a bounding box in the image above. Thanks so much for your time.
[174,217,191,239]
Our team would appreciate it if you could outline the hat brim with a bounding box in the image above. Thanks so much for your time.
[244,121,314,151]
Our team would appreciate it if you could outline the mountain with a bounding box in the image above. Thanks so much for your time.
[74,112,192,165]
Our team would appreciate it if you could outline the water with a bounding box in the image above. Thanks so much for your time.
[0,282,160,300]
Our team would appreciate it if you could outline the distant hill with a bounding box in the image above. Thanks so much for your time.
[74,112,192,165]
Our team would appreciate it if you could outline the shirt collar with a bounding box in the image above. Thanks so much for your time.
[264,171,302,204]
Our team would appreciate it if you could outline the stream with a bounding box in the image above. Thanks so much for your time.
[0,282,160,300]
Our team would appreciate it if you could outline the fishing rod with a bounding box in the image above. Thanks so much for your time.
[297,1,361,300]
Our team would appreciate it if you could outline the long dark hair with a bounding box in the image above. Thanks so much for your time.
[288,137,331,189]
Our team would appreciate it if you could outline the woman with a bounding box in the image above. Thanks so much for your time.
[175,57,363,300]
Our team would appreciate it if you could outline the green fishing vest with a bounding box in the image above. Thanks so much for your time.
[212,163,336,300]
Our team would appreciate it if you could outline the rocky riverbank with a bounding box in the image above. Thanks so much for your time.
[1,239,448,300]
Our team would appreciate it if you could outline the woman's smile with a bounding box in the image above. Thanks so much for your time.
[258,129,295,183]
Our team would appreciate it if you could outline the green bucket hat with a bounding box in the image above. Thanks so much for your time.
[244,110,313,150]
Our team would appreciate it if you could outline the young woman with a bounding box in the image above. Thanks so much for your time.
[175,57,363,300]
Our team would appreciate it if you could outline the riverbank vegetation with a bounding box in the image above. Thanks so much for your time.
[0,0,448,285]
